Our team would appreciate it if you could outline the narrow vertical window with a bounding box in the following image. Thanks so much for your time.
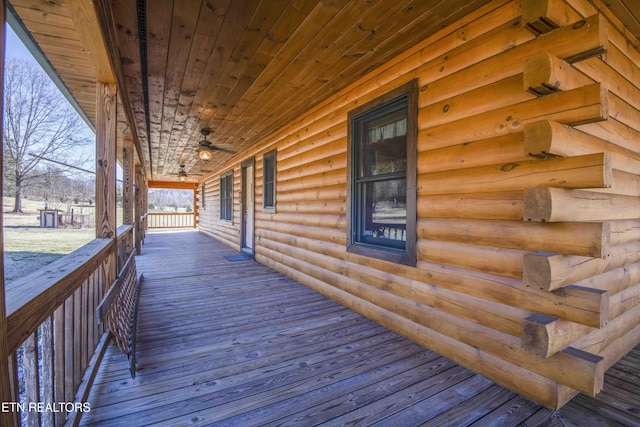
[220,172,233,221]
[263,150,276,212]
[201,183,206,209]
[347,80,417,266]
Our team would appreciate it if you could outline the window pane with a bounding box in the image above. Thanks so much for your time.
[263,154,275,208]
[227,175,233,220]
[358,178,406,249]
[220,177,226,220]
[360,107,407,178]
[264,182,274,207]
[220,174,233,221]
[347,80,416,265]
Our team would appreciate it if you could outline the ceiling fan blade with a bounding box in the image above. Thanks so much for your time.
[212,145,236,154]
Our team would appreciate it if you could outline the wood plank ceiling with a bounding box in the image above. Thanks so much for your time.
[7,0,640,182]
[103,0,498,182]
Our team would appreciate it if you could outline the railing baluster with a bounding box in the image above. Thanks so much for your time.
[64,296,74,405]
[88,274,95,356]
[41,316,55,427]
[147,212,195,229]
[73,288,82,391]
[53,305,65,427]
[95,270,102,342]
[8,351,20,427]
[23,332,41,427]
[81,280,89,372]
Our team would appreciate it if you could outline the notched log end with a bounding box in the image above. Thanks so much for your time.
[524,120,554,158]
[522,313,556,358]
[563,346,605,395]
[565,15,609,63]
[560,285,609,328]
[523,252,555,291]
[523,187,553,222]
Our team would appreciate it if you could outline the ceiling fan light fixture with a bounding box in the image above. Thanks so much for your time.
[196,144,214,161]
[197,128,214,161]
[177,165,188,182]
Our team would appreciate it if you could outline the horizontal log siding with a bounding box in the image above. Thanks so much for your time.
[197,0,640,409]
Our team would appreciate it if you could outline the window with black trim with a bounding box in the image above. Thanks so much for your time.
[201,183,206,209]
[347,80,417,266]
[263,150,276,212]
[220,172,233,221]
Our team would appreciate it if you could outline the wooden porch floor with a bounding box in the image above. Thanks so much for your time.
[82,231,640,426]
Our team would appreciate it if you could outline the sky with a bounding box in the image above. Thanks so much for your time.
[5,24,34,62]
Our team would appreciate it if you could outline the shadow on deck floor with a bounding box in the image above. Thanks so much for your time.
[82,231,640,426]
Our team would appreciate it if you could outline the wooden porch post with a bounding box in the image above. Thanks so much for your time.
[122,136,134,225]
[0,2,17,425]
[143,176,148,233]
[96,82,117,286]
[193,186,198,228]
[134,165,143,254]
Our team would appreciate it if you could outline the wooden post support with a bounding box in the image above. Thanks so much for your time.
[193,188,198,228]
[96,82,117,239]
[0,2,16,425]
[142,176,148,236]
[134,166,143,255]
[122,136,134,225]
[96,82,117,289]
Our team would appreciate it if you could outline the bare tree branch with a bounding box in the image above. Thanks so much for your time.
[3,57,92,212]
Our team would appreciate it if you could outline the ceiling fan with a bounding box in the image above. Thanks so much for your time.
[177,164,189,182]
[196,129,236,161]
[176,164,205,182]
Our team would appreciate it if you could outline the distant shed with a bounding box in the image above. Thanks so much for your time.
[39,209,61,228]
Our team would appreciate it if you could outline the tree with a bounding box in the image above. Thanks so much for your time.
[3,57,90,212]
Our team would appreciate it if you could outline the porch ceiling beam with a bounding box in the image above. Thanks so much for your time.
[148,180,199,190]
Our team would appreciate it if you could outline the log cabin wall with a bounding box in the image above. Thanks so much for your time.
[197,0,640,410]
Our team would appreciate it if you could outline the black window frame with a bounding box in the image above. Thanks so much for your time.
[263,149,276,213]
[346,79,417,266]
[220,171,233,221]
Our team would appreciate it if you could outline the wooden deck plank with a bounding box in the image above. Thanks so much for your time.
[421,384,518,426]
[81,230,640,426]
[468,395,542,426]
[260,359,460,427]
[92,324,391,408]
[149,345,429,426]
[333,373,493,426]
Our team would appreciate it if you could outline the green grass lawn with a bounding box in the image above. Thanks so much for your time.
[3,197,95,283]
